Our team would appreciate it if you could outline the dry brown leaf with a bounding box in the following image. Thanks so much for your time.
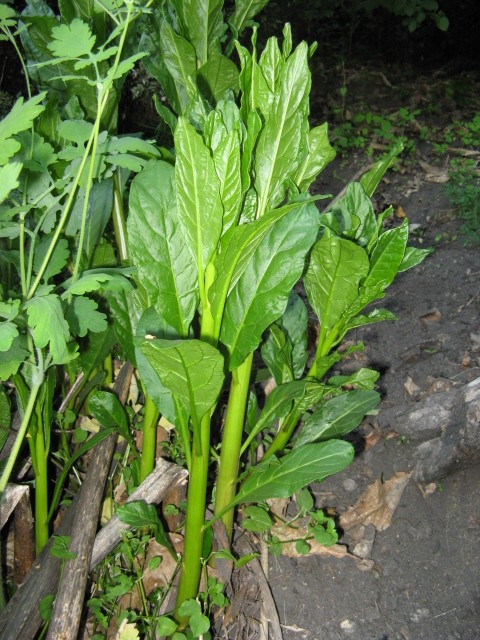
[340,471,411,532]
[418,160,449,183]
[420,308,442,323]
[395,205,407,219]
[362,424,382,451]
[404,375,421,398]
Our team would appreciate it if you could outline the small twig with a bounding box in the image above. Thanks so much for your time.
[57,372,85,414]
[429,607,457,620]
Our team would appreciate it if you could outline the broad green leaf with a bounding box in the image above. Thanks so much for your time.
[0,4,16,28]
[0,162,22,204]
[399,246,432,272]
[254,42,311,216]
[177,0,224,65]
[312,344,365,382]
[175,118,223,284]
[258,35,283,95]
[25,294,71,363]
[328,367,380,391]
[304,232,369,333]
[111,285,148,365]
[295,390,380,447]
[294,123,336,192]
[261,324,293,385]
[197,51,239,104]
[362,220,409,290]
[0,93,46,165]
[322,182,376,246]
[241,380,306,454]
[0,322,18,351]
[360,142,403,197]
[134,306,187,429]
[241,505,272,532]
[66,296,107,337]
[340,308,396,337]
[159,20,196,115]
[140,339,224,429]
[89,389,128,439]
[281,290,309,379]
[213,129,242,235]
[230,440,354,507]
[0,335,29,381]
[229,0,270,35]
[47,18,96,58]
[128,160,198,337]
[220,203,319,370]
[250,56,273,118]
[210,201,317,323]
[241,109,261,193]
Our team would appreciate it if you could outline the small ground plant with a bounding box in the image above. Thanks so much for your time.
[445,158,480,247]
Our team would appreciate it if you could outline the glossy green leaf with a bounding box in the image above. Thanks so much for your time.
[175,117,223,284]
[258,35,283,95]
[363,220,409,290]
[178,0,224,65]
[213,129,242,235]
[128,160,198,337]
[159,20,196,115]
[328,367,380,391]
[229,0,270,35]
[220,203,319,369]
[360,142,403,197]
[399,246,433,272]
[25,294,71,363]
[295,390,380,447]
[140,338,224,429]
[241,109,261,193]
[89,389,128,439]
[230,440,354,507]
[261,324,293,385]
[294,123,336,192]
[111,285,149,365]
[254,42,311,215]
[281,290,309,379]
[304,231,369,333]
[197,51,239,104]
[322,182,376,246]
[241,380,306,454]
[340,308,396,338]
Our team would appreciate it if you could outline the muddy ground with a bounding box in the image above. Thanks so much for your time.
[237,64,480,640]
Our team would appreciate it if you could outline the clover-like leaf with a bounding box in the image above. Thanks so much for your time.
[66,296,107,337]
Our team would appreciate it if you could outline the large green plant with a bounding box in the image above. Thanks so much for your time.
[117,23,430,627]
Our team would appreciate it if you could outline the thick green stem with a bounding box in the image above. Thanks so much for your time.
[33,425,49,554]
[0,380,42,494]
[175,412,210,621]
[213,352,253,540]
[139,393,160,483]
